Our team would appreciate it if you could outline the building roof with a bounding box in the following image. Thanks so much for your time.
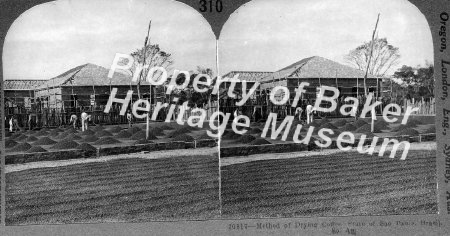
[260,56,380,82]
[4,80,47,90]
[221,71,273,82]
[37,63,146,90]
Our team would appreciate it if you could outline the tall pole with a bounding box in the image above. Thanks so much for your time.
[357,77,359,97]
[363,13,380,96]
[139,20,152,140]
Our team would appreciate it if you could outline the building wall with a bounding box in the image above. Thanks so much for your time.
[31,85,154,111]
[62,85,152,109]
[4,90,35,108]
[35,87,62,109]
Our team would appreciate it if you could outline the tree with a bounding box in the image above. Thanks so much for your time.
[195,66,217,107]
[345,38,400,77]
[392,63,434,100]
[170,66,215,108]
[122,44,173,99]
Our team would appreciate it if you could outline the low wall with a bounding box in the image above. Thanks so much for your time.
[221,142,309,157]
[6,149,96,165]
[98,139,217,156]
[220,133,436,158]
[6,139,218,165]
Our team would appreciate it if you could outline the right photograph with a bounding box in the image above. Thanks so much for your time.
[218,0,437,218]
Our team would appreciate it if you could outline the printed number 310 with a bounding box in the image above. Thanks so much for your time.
[199,0,223,12]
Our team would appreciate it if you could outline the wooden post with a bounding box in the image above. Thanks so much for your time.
[363,13,380,96]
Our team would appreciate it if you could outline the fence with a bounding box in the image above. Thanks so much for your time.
[4,101,219,130]
[219,96,436,121]
[404,98,436,115]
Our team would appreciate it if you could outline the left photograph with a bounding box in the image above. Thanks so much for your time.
[3,0,219,225]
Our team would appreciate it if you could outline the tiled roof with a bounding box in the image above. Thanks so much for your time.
[38,63,149,90]
[261,56,380,82]
[222,71,273,82]
[4,80,47,90]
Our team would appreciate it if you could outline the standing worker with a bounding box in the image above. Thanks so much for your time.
[126,111,132,127]
[9,116,13,132]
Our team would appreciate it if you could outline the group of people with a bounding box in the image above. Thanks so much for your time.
[6,115,20,132]
[69,111,92,131]
[294,104,316,124]
[6,114,37,132]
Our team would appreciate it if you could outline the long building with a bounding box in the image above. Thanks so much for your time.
[220,56,383,119]
[4,63,152,111]
[4,80,46,114]
[3,63,153,127]
[35,63,155,110]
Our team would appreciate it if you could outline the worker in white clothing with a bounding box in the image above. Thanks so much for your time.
[81,111,91,132]
[70,114,78,129]
[9,116,13,132]
[294,106,303,123]
[306,104,316,124]
[126,111,132,127]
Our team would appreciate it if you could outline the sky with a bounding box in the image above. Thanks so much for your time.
[219,0,434,76]
[3,0,217,80]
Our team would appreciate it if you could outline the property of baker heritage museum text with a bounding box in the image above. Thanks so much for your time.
[3,0,437,225]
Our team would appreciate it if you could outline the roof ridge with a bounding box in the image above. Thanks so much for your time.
[50,63,94,79]
[276,56,317,72]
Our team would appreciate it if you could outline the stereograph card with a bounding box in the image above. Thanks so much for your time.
[0,0,449,235]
